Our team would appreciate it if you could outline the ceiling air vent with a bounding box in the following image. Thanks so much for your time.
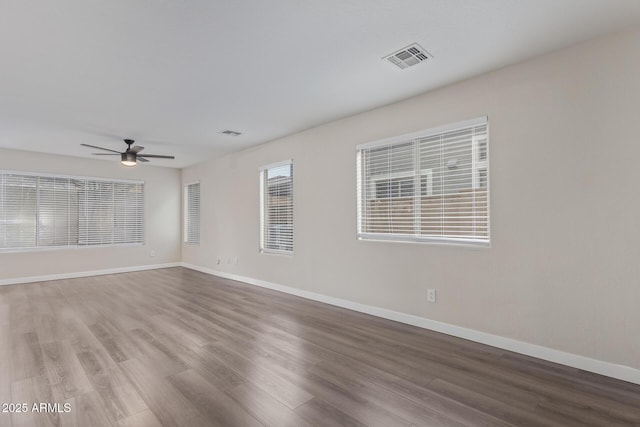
[384,43,432,70]
[219,130,242,136]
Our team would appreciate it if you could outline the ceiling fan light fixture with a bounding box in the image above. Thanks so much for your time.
[121,151,137,166]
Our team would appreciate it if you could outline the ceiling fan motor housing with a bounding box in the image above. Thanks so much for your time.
[121,151,137,166]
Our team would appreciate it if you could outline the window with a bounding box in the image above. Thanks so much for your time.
[0,174,37,249]
[38,176,79,247]
[183,182,200,245]
[371,169,433,199]
[260,160,293,254]
[0,171,144,250]
[357,117,489,245]
[78,180,144,246]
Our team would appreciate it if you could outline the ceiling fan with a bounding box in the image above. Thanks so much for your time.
[81,139,175,166]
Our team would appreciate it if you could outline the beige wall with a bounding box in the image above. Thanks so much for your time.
[182,28,640,370]
[0,148,181,280]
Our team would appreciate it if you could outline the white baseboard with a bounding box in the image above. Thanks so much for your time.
[0,262,182,286]
[181,262,640,386]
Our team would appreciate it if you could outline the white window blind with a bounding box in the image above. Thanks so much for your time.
[260,160,293,254]
[0,174,37,249]
[357,117,489,245]
[38,176,79,247]
[0,171,144,250]
[113,181,144,245]
[77,179,144,246]
[79,180,115,246]
[184,182,200,245]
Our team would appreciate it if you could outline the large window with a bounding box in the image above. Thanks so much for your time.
[260,160,293,254]
[0,171,144,250]
[357,117,489,245]
[183,182,200,245]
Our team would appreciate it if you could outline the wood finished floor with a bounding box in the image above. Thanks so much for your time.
[0,267,639,427]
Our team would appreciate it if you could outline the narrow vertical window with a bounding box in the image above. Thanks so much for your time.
[183,182,200,245]
[260,160,293,254]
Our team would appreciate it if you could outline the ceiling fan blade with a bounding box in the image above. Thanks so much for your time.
[92,153,120,155]
[138,154,175,159]
[137,157,149,162]
[81,143,121,153]
[131,145,145,153]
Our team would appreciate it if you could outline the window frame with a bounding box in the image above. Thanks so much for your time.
[0,170,145,253]
[259,159,294,255]
[183,181,201,245]
[356,117,490,247]
[369,169,433,199]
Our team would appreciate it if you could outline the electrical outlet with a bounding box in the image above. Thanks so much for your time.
[233,257,238,265]
[427,289,436,303]
[149,250,156,258]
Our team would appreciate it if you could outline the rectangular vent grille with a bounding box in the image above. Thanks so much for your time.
[384,43,432,69]
[219,130,242,136]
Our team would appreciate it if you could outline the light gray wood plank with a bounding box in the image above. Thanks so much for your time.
[117,409,163,427]
[41,341,93,401]
[119,358,206,427]
[295,398,366,427]
[225,382,313,427]
[168,369,264,427]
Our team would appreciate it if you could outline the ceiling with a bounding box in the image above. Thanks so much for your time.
[1,1,640,168]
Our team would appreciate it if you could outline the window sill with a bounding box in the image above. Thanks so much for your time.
[260,248,293,257]
[357,233,490,248]
[0,242,145,254]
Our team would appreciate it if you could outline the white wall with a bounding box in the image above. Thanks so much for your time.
[182,27,640,371]
[0,148,181,280]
